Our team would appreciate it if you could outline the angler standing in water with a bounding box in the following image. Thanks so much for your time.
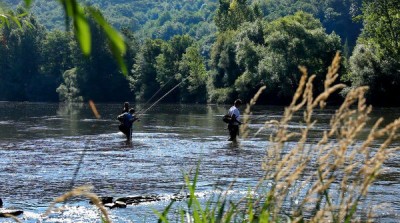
[227,99,242,141]
[118,108,138,142]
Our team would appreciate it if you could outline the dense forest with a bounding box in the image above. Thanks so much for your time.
[0,0,399,106]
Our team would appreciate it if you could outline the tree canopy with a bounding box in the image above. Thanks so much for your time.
[1,0,399,106]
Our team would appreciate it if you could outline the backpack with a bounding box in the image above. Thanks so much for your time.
[222,114,232,123]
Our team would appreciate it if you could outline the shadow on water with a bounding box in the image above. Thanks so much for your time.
[0,102,399,222]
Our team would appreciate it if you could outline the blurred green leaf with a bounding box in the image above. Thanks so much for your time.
[17,12,28,18]
[24,0,32,8]
[88,7,127,75]
[110,41,128,75]
[58,0,91,55]
[59,0,73,17]
[88,8,126,54]
[9,14,22,29]
[0,8,30,29]
[23,19,33,28]
[0,14,10,28]
[73,6,91,55]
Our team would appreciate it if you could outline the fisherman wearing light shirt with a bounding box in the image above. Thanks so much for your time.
[227,99,242,141]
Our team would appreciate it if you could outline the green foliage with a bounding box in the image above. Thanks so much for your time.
[1,0,399,106]
[0,13,46,101]
[261,12,341,100]
[56,68,83,102]
[156,35,194,85]
[214,0,260,32]
[234,21,266,100]
[208,12,341,104]
[156,35,207,103]
[207,87,234,104]
[358,0,400,59]
[36,30,75,101]
[347,44,400,105]
[210,30,242,88]
[87,7,127,75]
[130,39,163,101]
[256,0,363,50]
[69,12,134,102]
[178,46,208,103]
[0,8,28,29]
[346,0,400,106]
[23,0,32,8]
[40,30,75,76]
[63,0,91,54]
[4,0,219,63]
[129,35,207,104]
[156,163,240,222]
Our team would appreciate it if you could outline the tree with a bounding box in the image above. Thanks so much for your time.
[358,0,400,59]
[56,68,83,102]
[257,0,362,51]
[0,12,45,101]
[208,30,242,103]
[346,0,400,106]
[208,12,342,104]
[62,9,134,102]
[214,0,260,32]
[155,35,195,102]
[234,21,266,100]
[130,39,163,102]
[259,12,341,102]
[178,45,208,103]
[2,0,128,75]
[38,30,75,101]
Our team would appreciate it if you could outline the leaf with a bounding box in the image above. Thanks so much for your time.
[88,8,126,53]
[23,19,33,29]
[73,6,91,55]
[0,15,10,28]
[154,200,174,223]
[9,15,22,29]
[110,42,128,76]
[58,0,90,55]
[88,7,127,75]
[59,0,74,17]
[17,12,28,18]
[24,0,33,8]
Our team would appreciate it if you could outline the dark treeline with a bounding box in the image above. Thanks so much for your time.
[1,0,399,106]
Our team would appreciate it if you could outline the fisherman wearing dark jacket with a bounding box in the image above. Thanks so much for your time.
[118,108,138,142]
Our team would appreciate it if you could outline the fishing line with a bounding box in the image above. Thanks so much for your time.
[138,79,184,116]
[69,140,89,190]
[136,75,177,115]
[137,74,192,117]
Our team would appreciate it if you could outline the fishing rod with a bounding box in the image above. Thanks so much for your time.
[137,77,187,117]
[136,75,177,115]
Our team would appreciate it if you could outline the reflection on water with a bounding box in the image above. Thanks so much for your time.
[0,102,399,222]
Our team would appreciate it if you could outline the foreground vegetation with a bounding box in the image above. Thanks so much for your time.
[1,0,399,105]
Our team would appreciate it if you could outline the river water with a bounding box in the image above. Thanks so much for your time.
[0,102,399,222]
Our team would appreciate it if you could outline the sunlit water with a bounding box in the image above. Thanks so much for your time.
[0,102,399,222]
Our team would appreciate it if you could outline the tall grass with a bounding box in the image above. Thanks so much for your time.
[158,52,400,222]
[44,185,111,222]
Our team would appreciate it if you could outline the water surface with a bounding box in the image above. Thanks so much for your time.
[0,102,399,222]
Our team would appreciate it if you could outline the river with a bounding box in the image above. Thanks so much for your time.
[0,102,399,222]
